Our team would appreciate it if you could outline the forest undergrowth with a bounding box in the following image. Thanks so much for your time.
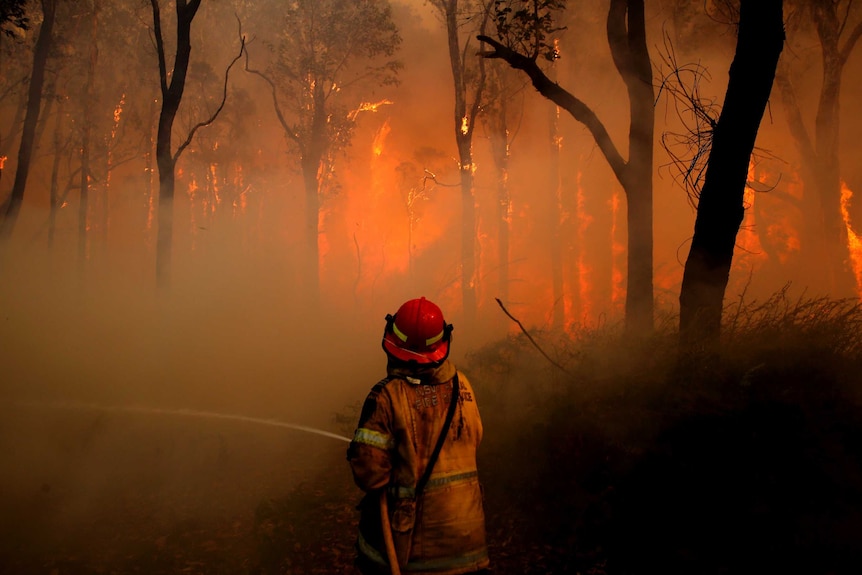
[249,289,862,575]
[3,291,862,575]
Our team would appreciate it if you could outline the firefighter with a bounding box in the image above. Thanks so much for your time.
[347,297,490,575]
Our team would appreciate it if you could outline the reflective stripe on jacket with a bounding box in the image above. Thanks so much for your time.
[347,360,489,575]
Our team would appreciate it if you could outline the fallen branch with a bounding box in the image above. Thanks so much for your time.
[495,298,570,375]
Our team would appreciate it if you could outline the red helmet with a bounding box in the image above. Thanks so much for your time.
[382,297,453,365]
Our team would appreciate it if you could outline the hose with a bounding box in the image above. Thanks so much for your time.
[379,489,402,575]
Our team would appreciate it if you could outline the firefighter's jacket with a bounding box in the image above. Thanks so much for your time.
[347,359,489,575]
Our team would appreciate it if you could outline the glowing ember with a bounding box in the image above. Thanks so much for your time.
[373,119,391,158]
[576,171,593,320]
[609,189,624,311]
[840,181,862,294]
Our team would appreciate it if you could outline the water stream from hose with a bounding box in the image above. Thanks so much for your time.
[6,399,352,443]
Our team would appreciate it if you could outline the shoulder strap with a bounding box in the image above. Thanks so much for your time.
[415,373,460,497]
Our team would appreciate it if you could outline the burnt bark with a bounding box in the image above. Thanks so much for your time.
[0,0,56,239]
[678,0,784,354]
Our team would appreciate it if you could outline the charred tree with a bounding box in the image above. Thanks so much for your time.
[150,0,241,289]
[479,0,655,335]
[0,0,55,240]
[678,0,784,354]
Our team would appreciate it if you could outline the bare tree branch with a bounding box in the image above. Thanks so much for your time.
[477,33,627,182]
[495,297,570,374]
[173,33,245,161]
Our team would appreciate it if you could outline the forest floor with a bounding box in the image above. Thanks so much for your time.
[3,302,862,575]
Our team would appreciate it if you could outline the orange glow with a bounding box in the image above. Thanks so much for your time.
[840,181,862,294]
[347,99,393,121]
[0,155,7,170]
[232,164,248,215]
[112,94,125,139]
[372,118,390,158]
[609,189,624,312]
[208,162,221,214]
[460,115,469,135]
[576,171,593,320]
[735,161,766,261]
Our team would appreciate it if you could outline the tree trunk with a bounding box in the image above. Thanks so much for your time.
[478,0,655,335]
[487,83,511,305]
[608,0,655,336]
[548,101,564,329]
[0,0,56,239]
[776,2,859,297]
[301,152,321,308]
[48,97,65,249]
[440,0,481,324]
[79,4,99,271]
[152,0,201,289]
[678,0,784,354]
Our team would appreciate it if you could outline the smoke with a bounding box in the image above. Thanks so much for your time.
[2,0,862,571]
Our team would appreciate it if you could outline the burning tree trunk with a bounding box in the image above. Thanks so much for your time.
[678,0,784,353]
[774,1,862,297]
[0,0,56,240]
[431,0,488,325]
[478,0,655,335]
[548,100,564,329]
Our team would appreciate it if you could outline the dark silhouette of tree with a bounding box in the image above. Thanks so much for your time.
[243,0,401,309]
[678,0,784,354]
[150,0,242,289]
[0,0,54,239]
[478,0,656,335]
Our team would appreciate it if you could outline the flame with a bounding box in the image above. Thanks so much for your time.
[460,115,469,135]
[840,181,862,294]
[0,155,7,170]
[347,99,393,121]
[208,162,221,214]
[111,93,125,139]
[576,171,593,320]
[609,188,624,311]
[736,161,766,260]
[372,118,390,158]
